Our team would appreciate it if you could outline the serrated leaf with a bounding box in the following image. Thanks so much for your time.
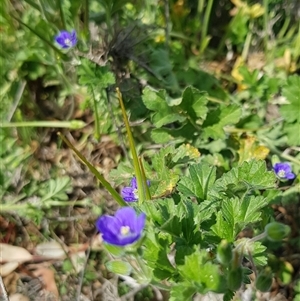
[212,195,268,241]
[142,88,185,128]
[172,144,200,164]
[178,249,223,292]
[151,129,175,143]
[106,260,132,276]
[143,229,175,279]
[169,284,197,301]
[202,105,242,139]
[180,86,208,121]
[240,195,267,223]
[212,212,235,241]
[142,87,209,129]
[109,161,133,186]
[40,177,71,204]
[78,59,115,88]
[213,160,276,193]
[177,162,216,201]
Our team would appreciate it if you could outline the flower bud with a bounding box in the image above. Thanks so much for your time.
[265,222,290,241]
[227,266,243,291]
[217,240,232,266]
[255,270,273,292]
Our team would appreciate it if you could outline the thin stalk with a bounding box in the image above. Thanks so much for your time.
[261,137,300,166]
[263,0,269,55]
[242,21,253,60]
[116,88,145,204]
[1,200,89,211]
[56,0,66,29]
[1,120,86,129]
[200,0,214,53]
[163,0,170,52]
[58,132,127,207]
[249,232,267,242]
[83,0,90,40]
[139,157,151,200]
[91,87,101,140]
[12,16,65,57]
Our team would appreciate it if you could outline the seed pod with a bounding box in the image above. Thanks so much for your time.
[255,270,273,292]
[265,222,290,241]
[227,266,243,291]
[217,240,232,266]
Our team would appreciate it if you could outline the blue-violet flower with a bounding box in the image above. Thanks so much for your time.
[96,207,146,246]
[273,162,295,180]
[55,30,77,49]
[121,177,150,202]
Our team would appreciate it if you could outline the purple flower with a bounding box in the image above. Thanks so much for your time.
[121,177,150,202]
[273,162,295,180]
[96,207,146,246]
[55,30,77,49]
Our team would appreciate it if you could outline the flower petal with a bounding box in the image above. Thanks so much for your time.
[130,177,138,189]
[121,187,137,202]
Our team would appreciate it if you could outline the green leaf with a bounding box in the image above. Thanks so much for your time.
[178,249,223,293]
[240,196,267,223]
[283,122,300,146]
[109,161,134,186]
[78,59,115,88]
[172,144,200,164]
[202,105,242,139]
[211,211,235,241]
[280,75,300,123]
[105,260,132,276]
[213,160,276,193]
[177,162,216,201]
[150,129,176,143]
[235,238,267,266]
[39,177,72,206]
[180,86,208,121]
[142,86,209,130]
[143,229,175,279]
[104,244,125,257]
[212,195,268,241]
[169,284,197,301]
[142,88,185,128]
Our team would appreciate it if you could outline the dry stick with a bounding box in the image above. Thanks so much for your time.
[0,275,9,301]
[76,231,96,301]
[105,88,129,162]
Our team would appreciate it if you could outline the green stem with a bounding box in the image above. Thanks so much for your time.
[116,88,145,204]
[139,157,151,200]
[0,120,86,129]
[91,87,101,140]
[83,0,90,39]
[56,0,66,29]
[58,132,127,207]
[261,137,300,166]
[242,20,253,60]
[200,0,214,53]
[1,200,89,212]
[263,0,269,57]
[249,232,267,243]
[163,0,170,52]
